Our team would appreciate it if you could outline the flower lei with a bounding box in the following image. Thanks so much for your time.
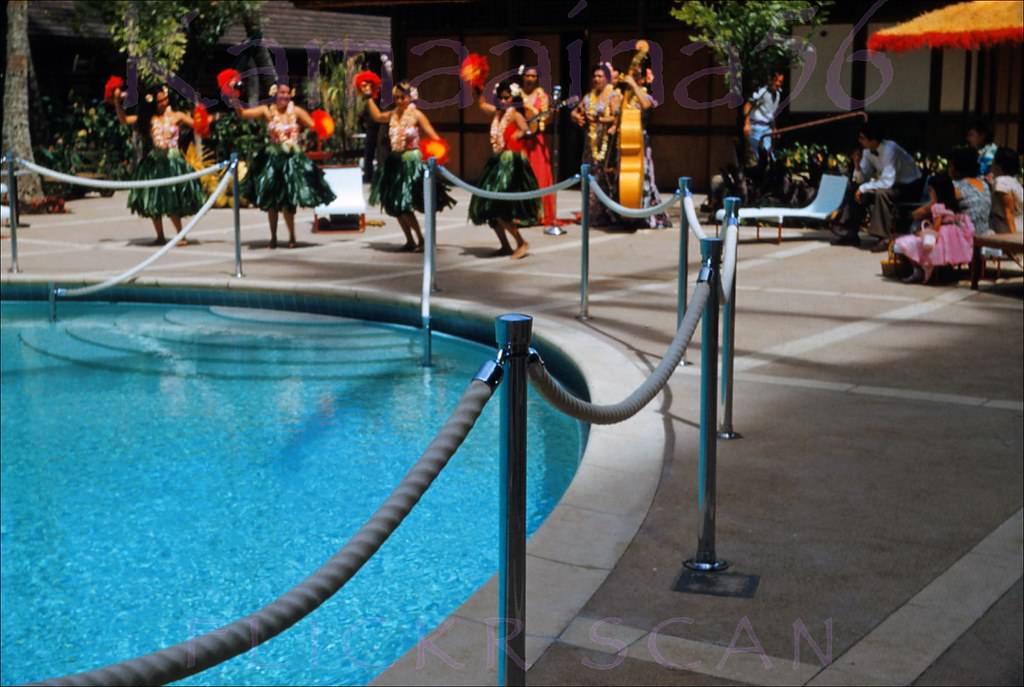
[389,103,419,151]
[588,90,610,163]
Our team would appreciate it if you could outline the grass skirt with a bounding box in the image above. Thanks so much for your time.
[370,150,456,217]
[468,151,541,225]
[244,145,336,212]
[127,148,205,219]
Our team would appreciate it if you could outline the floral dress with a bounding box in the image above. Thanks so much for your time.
[127,109,204,219]
[246,101,335,213]
[580,88,619,227]
[467,108,541,226]
[369,104,455,217]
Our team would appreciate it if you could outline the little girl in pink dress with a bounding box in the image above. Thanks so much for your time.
[895,175,974,284]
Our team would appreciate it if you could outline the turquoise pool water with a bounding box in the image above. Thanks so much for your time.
[0,301,582,686]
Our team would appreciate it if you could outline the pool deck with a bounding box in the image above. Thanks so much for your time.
[2,185,1022,686]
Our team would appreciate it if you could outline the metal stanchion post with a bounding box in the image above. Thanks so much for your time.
[6,152,21,273]
[48,281,57,323]
[231,154,243,278]
[421,157,437,367]
[578,164,590,320]
[544,84,566,237]
[685,237,728,573]
[677,177,691,366]
[720,196,737,238]
[496,313,531,687]
[719,197,742,440]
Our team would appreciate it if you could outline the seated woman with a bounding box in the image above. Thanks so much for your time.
[895,174,974,284]
[989,147,1022,234]
[949,146,992,236]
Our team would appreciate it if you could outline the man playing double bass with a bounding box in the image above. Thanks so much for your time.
[614,42,671,228]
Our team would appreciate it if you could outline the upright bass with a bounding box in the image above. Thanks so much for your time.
[617,40,649,209]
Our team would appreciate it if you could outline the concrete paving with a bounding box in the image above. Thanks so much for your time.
[2,182,1021,686]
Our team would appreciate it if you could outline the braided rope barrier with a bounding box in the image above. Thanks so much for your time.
[682,192,709,240]
[587,176,681,219]
[720,220,738,304]
[56,167,235,299]
[528,281,710,424]
[437,165,580,201]
[34,377,497,686]
[16,158,228,190]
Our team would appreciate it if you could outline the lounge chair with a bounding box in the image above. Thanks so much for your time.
[714,173,848,244]
[314,166,366,232]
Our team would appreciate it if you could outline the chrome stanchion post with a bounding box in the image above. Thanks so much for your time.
[231,154,243,278]
[421,157,437,367]
[48,281,57,323]
[720,195,737,238]
[719,197,742,440]
[677,177,691,366]
[578,164,590,320]
[685,237,728,573]
[496,313,531,687]
[6,152,21,273]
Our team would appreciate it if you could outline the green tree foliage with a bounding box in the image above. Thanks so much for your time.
[670,0,830,100]
[77,1,262,86]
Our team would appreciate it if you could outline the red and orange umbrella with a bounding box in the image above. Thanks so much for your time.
[869,0,1023,52]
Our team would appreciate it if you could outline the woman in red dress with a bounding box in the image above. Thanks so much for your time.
[520,66,556,226]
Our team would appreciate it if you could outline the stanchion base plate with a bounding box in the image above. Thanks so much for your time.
[717,430,743,440]
[674,568,760,598]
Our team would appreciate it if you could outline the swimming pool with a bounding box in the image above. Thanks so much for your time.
[0,300,583,686]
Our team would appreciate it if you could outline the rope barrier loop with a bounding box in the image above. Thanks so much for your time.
[528,281,711,425]
[437,165,580,202]
[15,158,228,191]
[720,219,738,304]
[56,165,235,299]
[682,193,709,241]
[587,175,680,218]
[36,373,498,686]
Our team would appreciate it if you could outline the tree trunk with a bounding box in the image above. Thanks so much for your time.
[242,12,275,107]
[3,0,43,200]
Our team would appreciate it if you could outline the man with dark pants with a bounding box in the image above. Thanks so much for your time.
[833,121,924,251]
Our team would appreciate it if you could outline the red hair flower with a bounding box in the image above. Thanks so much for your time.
[354,70,382,97]
[217,69,242,98]
[419,137,450,166]
[311,109,335,140]
[103,75,124,104]
[192,103,211,137]
[460,53,490,91]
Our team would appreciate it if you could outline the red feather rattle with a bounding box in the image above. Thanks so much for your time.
[459,53,490,91]
[419,137,450,166]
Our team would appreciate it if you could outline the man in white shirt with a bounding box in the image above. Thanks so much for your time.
[832,122,924,250]
[744,72,784,166]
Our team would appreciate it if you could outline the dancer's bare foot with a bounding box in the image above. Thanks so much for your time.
[150,237,168,246]
[491,247,514,257]
[510,242,529,260]
[269,237,278,249]
[287,240,298,249]
[400,241,417,252]
[177,237,189,247]
[414,243,425,253]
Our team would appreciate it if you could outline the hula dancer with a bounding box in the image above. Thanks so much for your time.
[468,78,541,259]
[114,84,205,245]
[233,82,335,248]
[363,80,456,251]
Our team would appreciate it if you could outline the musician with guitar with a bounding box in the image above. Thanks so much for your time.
[571,63,622,227]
